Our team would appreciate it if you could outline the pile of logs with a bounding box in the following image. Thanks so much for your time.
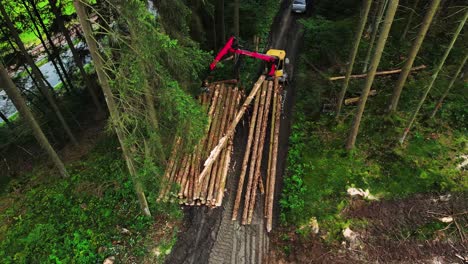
[158,82,243,206]
[232,78,282,232]
[158,75,283,232]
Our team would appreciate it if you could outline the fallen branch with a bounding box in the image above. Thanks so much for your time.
[329,65,426,81]
[344,90,377,105]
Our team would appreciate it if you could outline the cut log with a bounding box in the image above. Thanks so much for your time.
[202,85,226,202]
[198,75,266,184]
[216,139,233,206]
[242,81,268,225]
[158,137,181,201]
[267,84,282,232]
[329,65,426,81]
[344,90,377,105]
[265,78,279,216]
[247,81,273,224]
[232,84,261,220]
[207,86,232,203]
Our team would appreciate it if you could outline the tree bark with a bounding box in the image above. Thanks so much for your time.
[0,2,78,146]
[74,0,151,216]
[389,0,441,112]
[400,10,467,144]
[336,0,372,117]
[0,63,69,177]
[346,0,399,150]
[49,0,104,115]
[430,54,467,118]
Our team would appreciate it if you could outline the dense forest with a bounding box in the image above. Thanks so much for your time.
[0,0,466,263]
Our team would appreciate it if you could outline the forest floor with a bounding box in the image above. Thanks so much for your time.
[269,193,467,263]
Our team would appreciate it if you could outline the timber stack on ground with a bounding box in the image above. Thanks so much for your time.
[158,75,283,232]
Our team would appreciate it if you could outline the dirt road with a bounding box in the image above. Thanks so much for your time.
[165,1,307,263]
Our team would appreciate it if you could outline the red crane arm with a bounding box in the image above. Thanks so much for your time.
[209,36,278,76]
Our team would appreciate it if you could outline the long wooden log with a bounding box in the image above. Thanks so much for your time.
[232,85,261,220]
[198,75,266,184]
[216,139,233,206]
[158,137,181,201]
[201,86,226,203]
[267,86,282,232]
[265,79,279,216]
[207,86,231,203]
[242,81,268,225]
[178,155,191,198]
[194,87,219,200]
[344,90,377,105]
[247,81,273,224]
[215,89,241,206]
[212,88,238,204]
[328,65,426,81]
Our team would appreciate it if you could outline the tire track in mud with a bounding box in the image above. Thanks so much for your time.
[166,1,305,263]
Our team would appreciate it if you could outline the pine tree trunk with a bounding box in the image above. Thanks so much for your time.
[0,2,78,146]
[400,10,467,144]
[74,0,151,216]
[336,0,372,117]
[430,54,467,118]
[400,0,420,41]
[346,0,399,150]
[389,0,441,112]
[234,0,240,36]
[50,0,104,115]
[0,63,69,177]
[219,0,226,44]
[0,110,12,128]
[29,0,75,91]
[21,0,71,93]
[363,0,387,73]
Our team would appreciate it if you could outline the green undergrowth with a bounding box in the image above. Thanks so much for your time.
[0,137,181,263]
[280,3,467,242]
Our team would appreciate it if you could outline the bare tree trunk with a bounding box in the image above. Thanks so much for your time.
[400,0,420,41]
[219,0,225,44]
[21,0,71,93]
[0,63,69,177]
[346,0,399,150]
[363,0,387,73]
[234,0,240,36]
[400,10,467,144]
[430,54,467,118]
[74,0,151,216]
[0,2,78,146]
[0,110,12,128]
[49,0,104,116]
[336,0,372,117]
[28,0,75,91]
[389,0,441,112]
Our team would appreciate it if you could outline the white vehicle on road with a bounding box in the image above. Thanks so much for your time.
[292,0,307,13]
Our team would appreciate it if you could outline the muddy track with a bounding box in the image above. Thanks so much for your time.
[165,1,307,263]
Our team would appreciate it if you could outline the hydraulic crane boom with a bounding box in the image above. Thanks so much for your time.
[210,36,284,77]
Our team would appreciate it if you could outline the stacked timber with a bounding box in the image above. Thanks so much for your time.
[232,78,282,232]
[159,75,282,232]
[158,82,242,206]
